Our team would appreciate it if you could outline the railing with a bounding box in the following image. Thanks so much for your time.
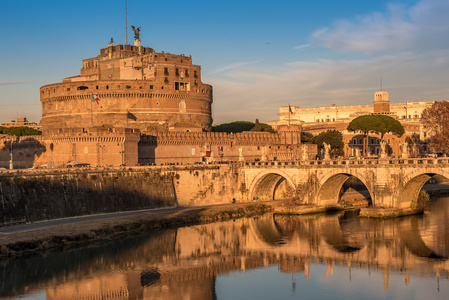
[242,157,449,168]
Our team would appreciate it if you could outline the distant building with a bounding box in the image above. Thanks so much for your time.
[268,91,439,157]
[0,117,42,131]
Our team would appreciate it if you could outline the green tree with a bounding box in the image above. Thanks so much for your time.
[347,115,404,156]
[312,130,344,155]
[421,101,449,154]
[0,126,42,136]
[212,121,275,133]
[301,132,314,144]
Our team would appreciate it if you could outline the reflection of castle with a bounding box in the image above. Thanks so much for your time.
[9,210,449,299]
[268,91,436,157]
[34,31,315,167]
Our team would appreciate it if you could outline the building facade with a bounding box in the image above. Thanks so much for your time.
[268,91,437,158]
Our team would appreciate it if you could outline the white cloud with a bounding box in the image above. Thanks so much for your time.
[209,51,449,124]
[312,0,449,53]
[208,0,449,125]
[211,61,260,75]
[293,44,311,50]
[0,81,34,85]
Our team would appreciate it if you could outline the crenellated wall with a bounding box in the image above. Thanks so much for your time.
[138,131,297,165]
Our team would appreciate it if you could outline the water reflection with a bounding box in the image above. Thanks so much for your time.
[1,197,449,299]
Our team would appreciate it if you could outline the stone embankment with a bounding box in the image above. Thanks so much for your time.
[0,168,176,225]
[0,203,274,258]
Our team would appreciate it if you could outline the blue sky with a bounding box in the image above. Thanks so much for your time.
[1,0,448,124]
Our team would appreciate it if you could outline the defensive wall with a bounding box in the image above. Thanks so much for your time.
[0,135,45,169]
[139,130,314,165]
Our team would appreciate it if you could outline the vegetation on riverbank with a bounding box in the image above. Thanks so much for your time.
[0,203,273,259]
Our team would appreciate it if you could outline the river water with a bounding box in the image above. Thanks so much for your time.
[1,197,449,300]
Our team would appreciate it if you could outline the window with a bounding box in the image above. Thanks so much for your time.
[150,85,153,89]
[190,147,196,156]
[77,86,88,90]
[164,68,169,75]
[175,82,190,91]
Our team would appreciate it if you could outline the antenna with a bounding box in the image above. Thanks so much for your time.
[125,0,128,45]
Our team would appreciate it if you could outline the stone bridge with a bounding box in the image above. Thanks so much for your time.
[239,157,449,208]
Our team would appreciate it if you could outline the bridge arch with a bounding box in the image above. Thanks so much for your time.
[316,171,373,206]
[248,170,296,201]
[399,169,449,208]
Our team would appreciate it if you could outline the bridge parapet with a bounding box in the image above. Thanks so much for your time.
[242,157,449,169]
[240,157,449,208]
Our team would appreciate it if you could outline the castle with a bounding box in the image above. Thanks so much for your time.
[40,38,212,133]
[29,31,311,168]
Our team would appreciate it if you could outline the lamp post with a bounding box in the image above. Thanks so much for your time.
[9,138,13,170]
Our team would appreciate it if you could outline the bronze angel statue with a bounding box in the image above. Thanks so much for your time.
[131,25,141,40]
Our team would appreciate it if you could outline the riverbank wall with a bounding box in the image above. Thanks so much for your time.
[0,165,241,226]
[0,168,177,225]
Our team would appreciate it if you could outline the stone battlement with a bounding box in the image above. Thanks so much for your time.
[140,131,282,146]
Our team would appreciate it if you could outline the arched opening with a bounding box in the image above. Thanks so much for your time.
[400,173,449,209]
[400,174,434,209]
[318,174,372,207]
[251,173,295,201]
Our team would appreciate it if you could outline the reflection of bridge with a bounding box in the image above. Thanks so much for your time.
[0,206,449,300]
[2,210,449,299]
[240,158,449,208]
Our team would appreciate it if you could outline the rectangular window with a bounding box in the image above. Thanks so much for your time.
[190,147,196,156]
[175,82,190,91]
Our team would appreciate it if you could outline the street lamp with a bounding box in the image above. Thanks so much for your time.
[9,138,13,170]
